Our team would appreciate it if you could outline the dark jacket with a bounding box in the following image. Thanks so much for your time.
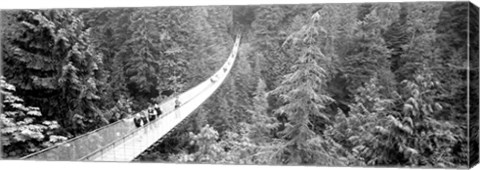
[155,107,162,116]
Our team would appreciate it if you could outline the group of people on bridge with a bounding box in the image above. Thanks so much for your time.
[132,97,182,128]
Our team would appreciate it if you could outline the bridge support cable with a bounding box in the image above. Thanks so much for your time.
[21,34,242,161]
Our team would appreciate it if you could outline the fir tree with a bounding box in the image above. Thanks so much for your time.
[2,10,105,136]
[383,3,410,80]
[269,12,346,165]
[118,9,162,110]
[82,8,135,109]
[343,9,393,95]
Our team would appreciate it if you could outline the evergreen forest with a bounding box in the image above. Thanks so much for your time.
[1,2,478,168]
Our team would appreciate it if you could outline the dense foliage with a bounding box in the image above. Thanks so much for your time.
[1,2,475,167]
[1,77,66,158]
[2,10,105,137]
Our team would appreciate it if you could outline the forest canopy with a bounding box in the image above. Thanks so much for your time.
[1,2,477,168]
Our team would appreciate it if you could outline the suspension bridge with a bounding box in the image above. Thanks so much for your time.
[20,34,242,162]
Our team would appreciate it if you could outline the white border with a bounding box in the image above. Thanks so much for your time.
[1,0,479,170]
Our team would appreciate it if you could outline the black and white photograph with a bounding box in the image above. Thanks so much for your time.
[0,0,479,169]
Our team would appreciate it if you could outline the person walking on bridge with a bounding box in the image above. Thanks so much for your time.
[133,113,144,128]
[175,97,181,118]
[141,110,149,124]
[175,97,181,109]
[154,104,162,117]
[210,75,218,83]
[147,106,157,121]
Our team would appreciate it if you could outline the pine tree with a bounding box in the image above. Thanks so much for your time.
[248,78,278,143]
[251,6,293,90]
[383,3,410,81]
[184,7,232,86]
[118,9,162,110]
[269,12,346,165]
[2,10,105,136]
[431,5,470,165]
[82,8,135,109]
[343,9,393,95]
[152,7,193,100]
[115,8,190,110]
[434,2,469,124]
[394,3,443,82]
